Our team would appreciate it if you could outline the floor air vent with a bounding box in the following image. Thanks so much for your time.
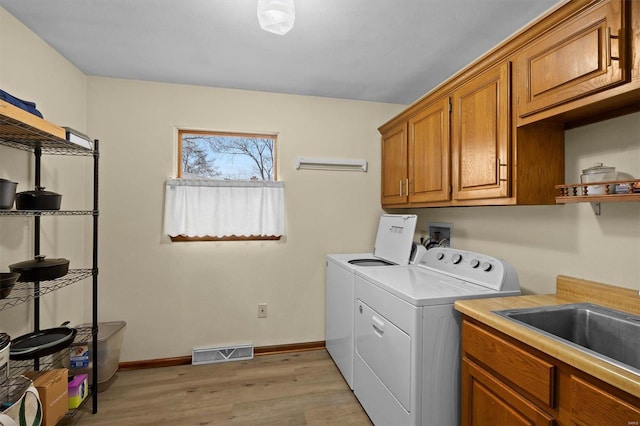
[192,344,254,365]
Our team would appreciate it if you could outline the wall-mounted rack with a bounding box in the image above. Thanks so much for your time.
[295,157,367,172]
[555,180,640,215]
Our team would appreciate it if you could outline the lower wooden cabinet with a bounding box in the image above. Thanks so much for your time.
[461,318,640,426]
[462,320,555,407]
[462,358,555,426]
[570,375,640,425]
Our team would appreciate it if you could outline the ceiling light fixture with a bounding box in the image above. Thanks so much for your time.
[257,0,295,35]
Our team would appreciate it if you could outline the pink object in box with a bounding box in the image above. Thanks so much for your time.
[68,374,88,409]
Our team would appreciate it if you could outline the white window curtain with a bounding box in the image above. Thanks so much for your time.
[163,179,285,238]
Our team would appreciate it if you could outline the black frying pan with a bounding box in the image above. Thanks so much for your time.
[10,322,77,360]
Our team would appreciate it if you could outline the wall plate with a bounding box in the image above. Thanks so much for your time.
[427,222,453,247]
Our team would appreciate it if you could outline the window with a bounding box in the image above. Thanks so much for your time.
[178,130,276,181]
[164,130,284,241]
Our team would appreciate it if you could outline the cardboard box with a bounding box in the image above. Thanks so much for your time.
[68,374,88,409]
[25,369,68,426]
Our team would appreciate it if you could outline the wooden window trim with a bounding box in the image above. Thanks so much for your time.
[170,235,281,242]
[178,129,277,179]
[176,129,280,242]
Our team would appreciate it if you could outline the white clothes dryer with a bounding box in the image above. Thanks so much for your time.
[353,247,520,425]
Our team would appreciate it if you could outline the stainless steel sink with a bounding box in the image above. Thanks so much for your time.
[494,303,640,375]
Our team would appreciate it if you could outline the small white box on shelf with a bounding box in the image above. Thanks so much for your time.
[63,127,93,150]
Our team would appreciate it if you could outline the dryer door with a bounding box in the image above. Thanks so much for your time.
[355,299,411,411]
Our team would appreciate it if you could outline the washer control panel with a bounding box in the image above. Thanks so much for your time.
[418,247,515,291]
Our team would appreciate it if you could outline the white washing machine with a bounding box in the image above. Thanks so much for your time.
[353,247,520,425]
[326,214,419,390]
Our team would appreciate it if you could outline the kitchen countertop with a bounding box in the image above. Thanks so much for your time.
[454,275,640,398]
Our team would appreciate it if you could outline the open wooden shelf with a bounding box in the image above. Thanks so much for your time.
[556,180,640,203]
[0,99,93,155]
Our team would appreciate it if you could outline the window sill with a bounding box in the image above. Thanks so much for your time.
[170,235,282,242]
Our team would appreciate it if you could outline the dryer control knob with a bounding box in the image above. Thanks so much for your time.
[359,305,363,314]
[481,262,492,271]
[452,253,462,264]
[470,259,480,268]
[436,252,445,260]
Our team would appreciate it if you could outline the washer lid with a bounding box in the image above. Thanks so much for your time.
[372,214,417,266]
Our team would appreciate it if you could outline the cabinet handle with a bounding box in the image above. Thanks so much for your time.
[498,158,508,182]
[606,27,620,67]
[406,179,409,196]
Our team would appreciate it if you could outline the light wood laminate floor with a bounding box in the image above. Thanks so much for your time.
[62,349,371,425]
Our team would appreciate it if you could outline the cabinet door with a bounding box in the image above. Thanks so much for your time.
[461,358,555,426]
[569,375,640,425]
[462,320,555,407]
[381,123,408,206]
[452,62,510,201]
[408,97,451,203]
[516,0,626,119]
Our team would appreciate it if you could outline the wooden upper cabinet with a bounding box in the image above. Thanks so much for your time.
[377,0,637,208]
[452,62,511,201]
[408,97,451,203]
[516,0,627,121]
[381,123,408,205]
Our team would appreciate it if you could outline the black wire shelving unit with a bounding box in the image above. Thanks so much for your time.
[0,107,99,415]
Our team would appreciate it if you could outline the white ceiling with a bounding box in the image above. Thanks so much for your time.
[0,0,563,105]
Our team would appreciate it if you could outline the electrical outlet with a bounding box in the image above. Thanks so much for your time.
[427,222,453,247]
[258,303,267,318]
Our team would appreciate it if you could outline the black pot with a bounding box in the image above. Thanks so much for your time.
[0,272,20,299]
[15,186,62,210]
[0,178,18,210]
[9,255,70,282]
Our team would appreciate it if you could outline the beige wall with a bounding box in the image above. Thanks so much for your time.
[2,6,639,364]
[0,7,90,336]
[1,6,404,361]
[408,112,640,294]
[86,77,402,361]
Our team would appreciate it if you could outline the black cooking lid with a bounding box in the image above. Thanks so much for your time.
[9,255,68,271]
[17,186,60,197]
